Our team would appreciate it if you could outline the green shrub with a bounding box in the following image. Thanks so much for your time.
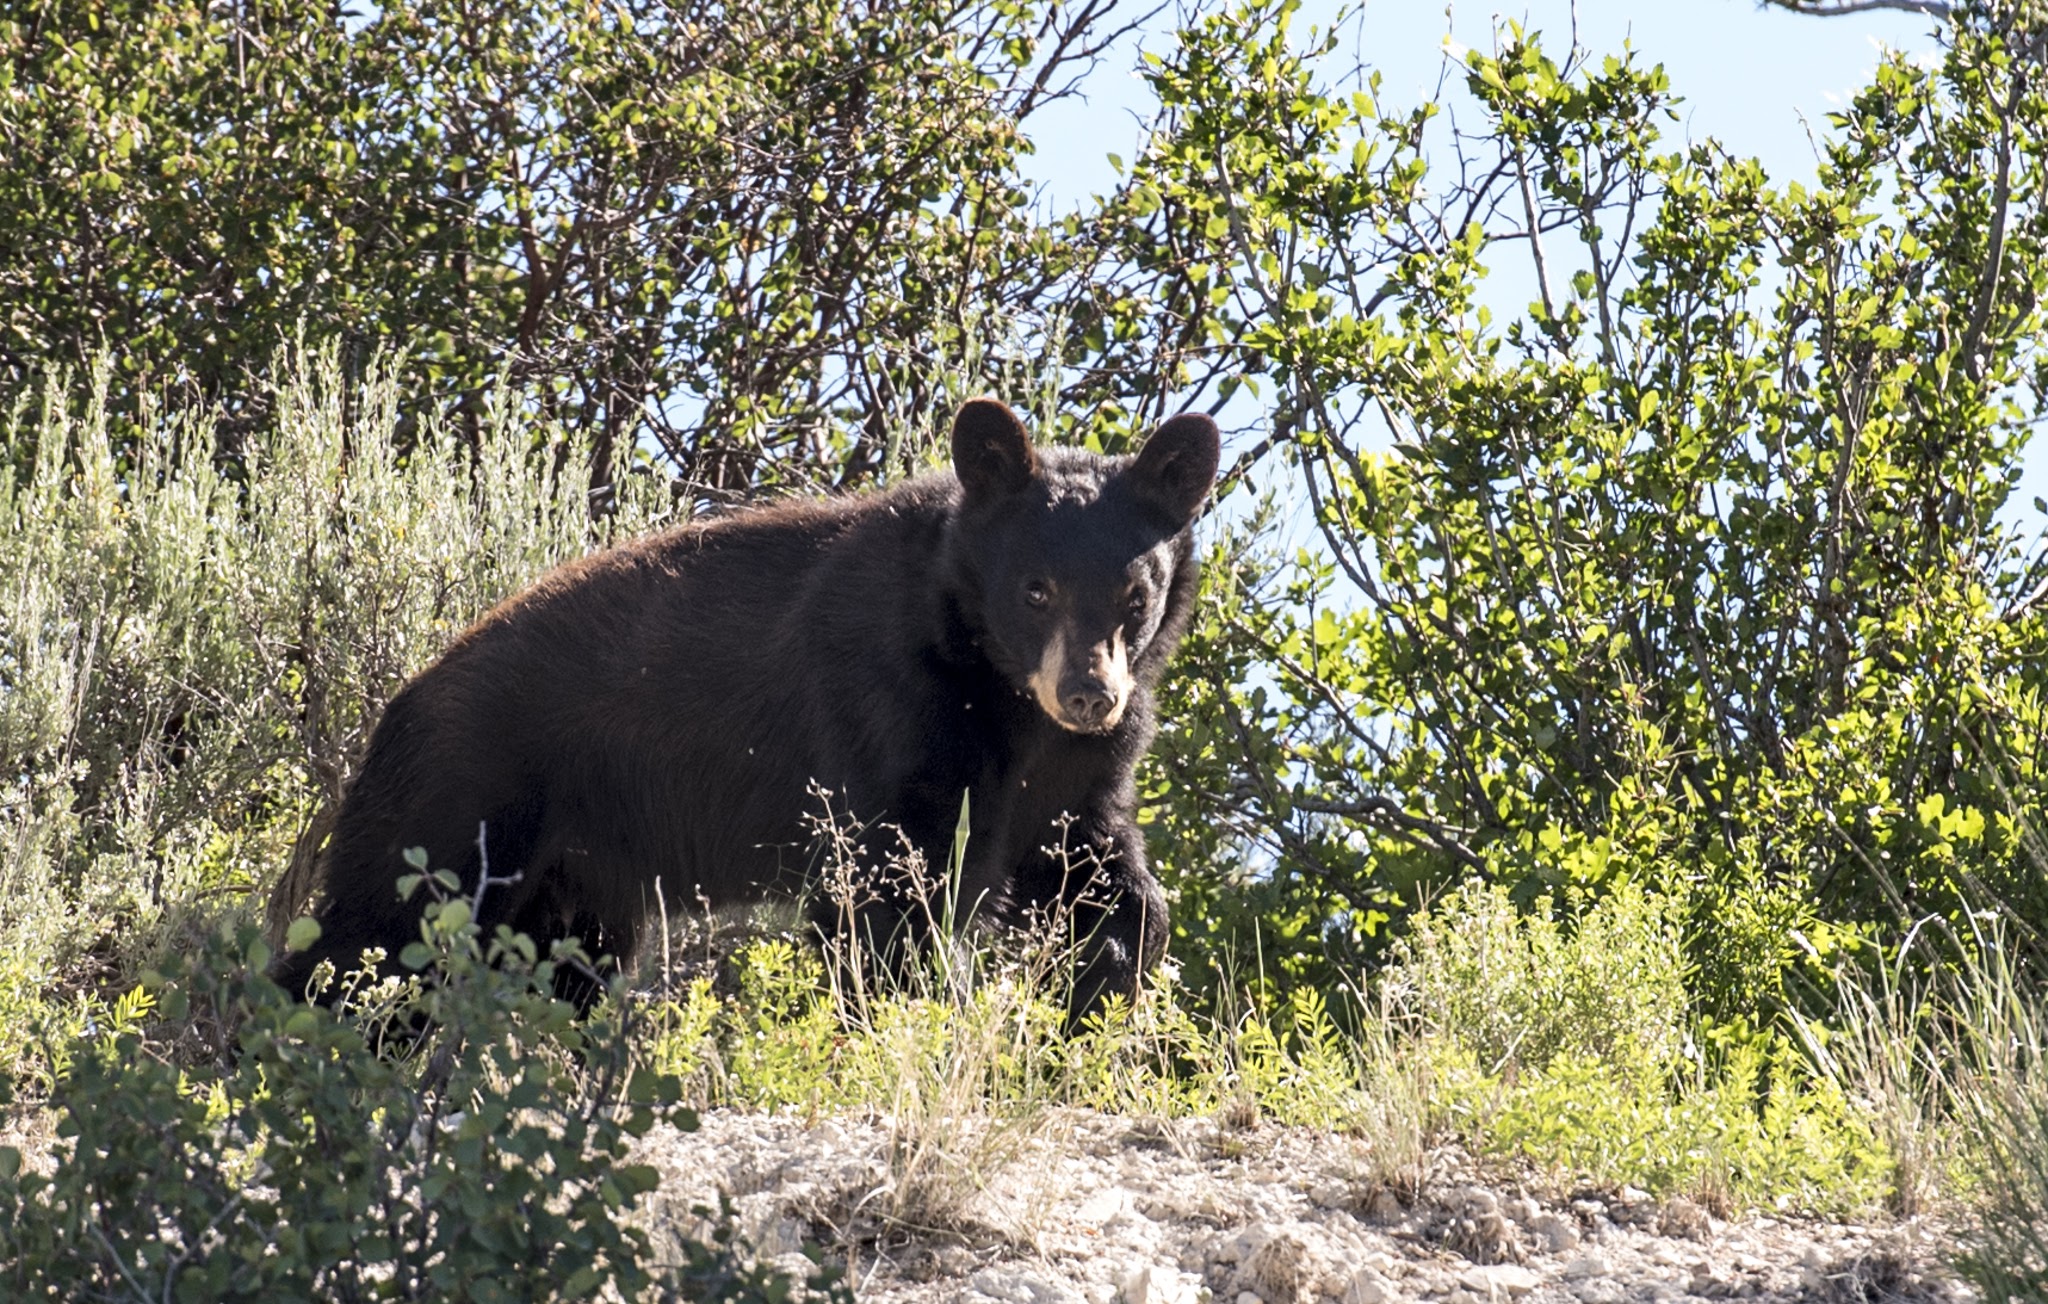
[1384,883,1895,1211]
[0,889,845,1302]
[1384,880,1690,1085]
[1450,1034,1892,1213]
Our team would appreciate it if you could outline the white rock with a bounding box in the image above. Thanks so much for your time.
[1209,1230,1249,1265]
[1403,1266,1453,1296]
[1078,1187,1136,1223]
[1459,1264,1542,1299]
[970,1267,1089,1304]
[1235,1293,1262,1304]
[626,1108,1959,1304]
[1562,1253,1611,1281]
[1340,1266,1395,1304]
[1529,1211,1580,1254]
[1120,1264,1202,1304]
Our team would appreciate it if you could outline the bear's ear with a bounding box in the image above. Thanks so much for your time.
[1129,411,1221,529]
[952,398,1039,502]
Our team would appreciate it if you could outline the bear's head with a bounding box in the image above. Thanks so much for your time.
[949,397,1220,734]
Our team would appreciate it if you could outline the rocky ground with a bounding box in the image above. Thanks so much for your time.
[636,1109,1972,1304]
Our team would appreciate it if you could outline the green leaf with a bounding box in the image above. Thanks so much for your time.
[286,916,323,953]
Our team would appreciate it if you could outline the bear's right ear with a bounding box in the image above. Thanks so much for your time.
[952,398,1038,502]
[1129,411,1221,530]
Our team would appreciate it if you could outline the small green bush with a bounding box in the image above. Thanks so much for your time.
[0,890,845,1302]
[1385,883,1895,1212]
[1449,1034,1892,1212]
[1384,879,1690,1085]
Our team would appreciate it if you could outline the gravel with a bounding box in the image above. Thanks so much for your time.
[631,1108,1973,1303]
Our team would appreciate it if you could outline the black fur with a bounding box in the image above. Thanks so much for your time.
[271,399,1220,1019]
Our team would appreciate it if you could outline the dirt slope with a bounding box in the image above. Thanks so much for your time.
[635,1109,1973,1303]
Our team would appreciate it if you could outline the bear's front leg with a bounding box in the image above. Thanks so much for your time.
[1015,811,1169,1026]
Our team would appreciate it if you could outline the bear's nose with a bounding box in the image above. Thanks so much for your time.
[1064,679,1119,729]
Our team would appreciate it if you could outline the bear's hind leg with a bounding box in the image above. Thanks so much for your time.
[499,861,646,1014]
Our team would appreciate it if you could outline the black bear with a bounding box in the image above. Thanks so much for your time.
[270,398,1220,1019]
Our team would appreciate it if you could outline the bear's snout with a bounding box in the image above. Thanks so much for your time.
[1034,626,1134,733]
[1061,676,1123,731]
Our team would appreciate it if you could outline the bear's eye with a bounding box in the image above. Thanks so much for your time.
[1126,588,1149,617]
[1024,581,1051,608]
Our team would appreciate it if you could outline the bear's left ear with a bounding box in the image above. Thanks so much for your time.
[952,398,1039,502]
[1129,412,1221,529]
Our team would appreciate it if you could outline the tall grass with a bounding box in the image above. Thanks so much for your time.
[0,350,666,1082]
[1938,931,2048,1298]
[1798,919,2048,1296]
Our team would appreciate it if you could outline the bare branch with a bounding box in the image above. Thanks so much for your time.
[1754,0,1953,15]
[1961,54,2026,384]
[1513,143,1567,352]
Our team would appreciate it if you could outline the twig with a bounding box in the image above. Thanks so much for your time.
[1757,0,1952,15]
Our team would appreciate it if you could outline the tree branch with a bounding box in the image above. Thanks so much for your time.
[1961,53,2024,385]
[1755,0,1953,15]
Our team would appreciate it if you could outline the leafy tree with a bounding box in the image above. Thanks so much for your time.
[1130,0,2048,1010]
[0,0,1169,500]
